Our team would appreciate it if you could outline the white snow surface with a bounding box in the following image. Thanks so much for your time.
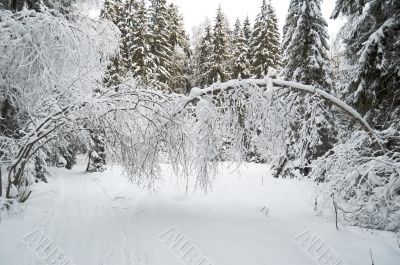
[1,162,399,265]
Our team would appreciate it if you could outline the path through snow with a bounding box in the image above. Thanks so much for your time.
[1,163,399,265]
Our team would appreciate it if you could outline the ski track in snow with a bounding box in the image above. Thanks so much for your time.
[1,162,400,265]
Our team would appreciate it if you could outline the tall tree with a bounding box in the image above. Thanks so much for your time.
[167,3,191,93]
[282,0,331,89]
[193,22,214,87]
[275,0,336,178]
[101,0,127,88]
[149,0,173,91]
[206,6,232,84]
[243,16,252,45]
[242,16,253,62]
[250,0,281,78]
[331,0,400,129]
[130,0,155,85]
[231,19,251,79]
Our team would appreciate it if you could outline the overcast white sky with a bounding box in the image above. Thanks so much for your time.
[170,0,343,41]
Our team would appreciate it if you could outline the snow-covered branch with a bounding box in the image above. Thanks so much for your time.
[185,78,383,148]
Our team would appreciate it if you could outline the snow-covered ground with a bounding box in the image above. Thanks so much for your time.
[1,162,399,265]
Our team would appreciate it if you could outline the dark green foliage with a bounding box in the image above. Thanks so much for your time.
[231,19,251,79]
[282,0,331,89]
[277,0,337,177]
[250,0,281,78]
[206,6,232,84]
[87,130,106,172]
[34,153,48,183]
[333,0,400,129]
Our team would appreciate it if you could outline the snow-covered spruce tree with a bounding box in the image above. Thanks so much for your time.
[167,3,191,93]
[308,0,400,232]
[87,129,107,173]
[243,16,252,46]
[282,0,331,88]
[193,22,214,87]
[2,0,75,12]
[205,6,232,84]
[130,0,155,86]
[33,150,48,183]
[119,0,137,81]
[331,0,400,129]
[250,0,280,78]
[276,0,336,177]
[149,0,173,91]
[242,16,253,63]
[102,0,127,88]
[231,19,251,79]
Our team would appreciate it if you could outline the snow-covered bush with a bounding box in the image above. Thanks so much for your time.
[0,7,118,200]
[312,129,400,231]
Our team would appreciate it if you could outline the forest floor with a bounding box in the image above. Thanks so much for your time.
[0,161,399,265]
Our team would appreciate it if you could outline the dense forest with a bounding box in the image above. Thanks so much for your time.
[0,0,399,236]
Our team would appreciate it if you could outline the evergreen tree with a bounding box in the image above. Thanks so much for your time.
[331,0,400,129]
[130,0,155,85]
[101,0,127,89]
[242,16,253,62]
[282,0,331,88]
[231,19,251,79]
[87,130,107,173]
[206,6,232,84]
[167,3,191,93]
[149,0,173,91]
[243,16,252,46]
[193,22,214,87]
[250,0,281,78]
[119,0,137,76]
[281,0,301,57]
[3,0,75,12]
[275,0,336,178]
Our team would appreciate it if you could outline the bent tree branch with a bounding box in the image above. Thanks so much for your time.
[183,78,384,149]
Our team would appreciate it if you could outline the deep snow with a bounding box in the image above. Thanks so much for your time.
[1,162,399,265]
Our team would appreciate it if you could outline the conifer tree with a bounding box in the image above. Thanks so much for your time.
[149,0,173,91]
[243,16,252,46]
[250,0,281,78]
[101,0,126,88]
[242,16,253,62]
[276,0,336,178]
[282,0,331,89]
[331,0,400,128]
[232,19,251,79]
[130,0,155,85]
[194,22,214,87]
[206,6,232,84]
[167,3,191,93]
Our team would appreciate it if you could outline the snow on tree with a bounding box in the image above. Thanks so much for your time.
[231,19,251,80]
[148,0,173,91]
[331,0,400,129]
[1,0,75,12]
[282,0,331,88]
[277,0,336,178]
[193,21,214,87]
[130,0,155,86]
[310,0,400,232]
[101,0,127,88]
[167,3,191,93]
[243,16,252,47]
[205,6,232,84]
[250,0,281,78]
[0,7,119,201]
